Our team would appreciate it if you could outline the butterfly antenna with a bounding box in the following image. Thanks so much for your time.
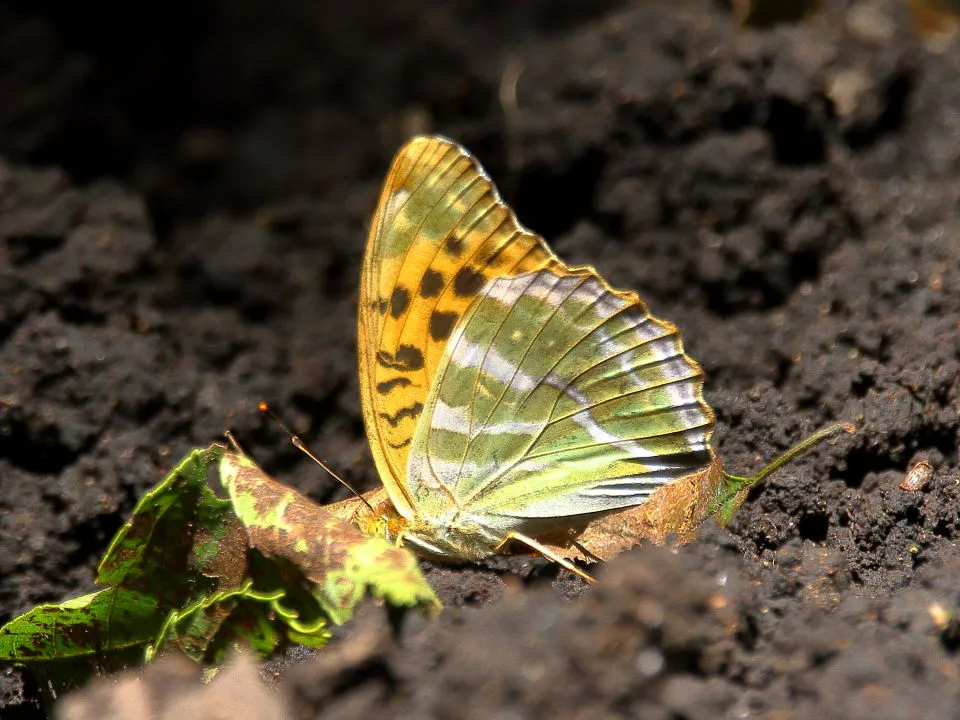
[714,422,856,526]
[258,402,374,511]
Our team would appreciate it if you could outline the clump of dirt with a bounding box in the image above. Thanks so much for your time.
[281,539,960,719]
[1,0,958,718]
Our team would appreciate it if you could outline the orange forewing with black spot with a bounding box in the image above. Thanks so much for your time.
[358,136,564,516]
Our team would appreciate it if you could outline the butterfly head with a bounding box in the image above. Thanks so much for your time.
[352,498,406,542]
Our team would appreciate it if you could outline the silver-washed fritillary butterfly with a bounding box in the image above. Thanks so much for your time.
[353,135,852,582]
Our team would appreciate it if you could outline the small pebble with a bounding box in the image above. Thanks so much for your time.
[899,461,933,492]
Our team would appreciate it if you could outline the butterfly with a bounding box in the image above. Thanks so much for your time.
[352,135,852,583]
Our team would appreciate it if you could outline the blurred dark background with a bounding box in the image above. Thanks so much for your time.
[0,0,636,228]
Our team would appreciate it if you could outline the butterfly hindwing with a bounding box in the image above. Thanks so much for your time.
[407,268,716,533]
[359,136,563,514]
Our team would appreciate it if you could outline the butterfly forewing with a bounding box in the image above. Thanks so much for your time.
[408,269,716,530]
[359,136,562,513]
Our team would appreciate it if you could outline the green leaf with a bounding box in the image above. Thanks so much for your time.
[0,588,160,663]
[0,587,162,701]
[1,442,436,703]
[0,446,244,692]
[97,444,244,595]
[220,451,441,624]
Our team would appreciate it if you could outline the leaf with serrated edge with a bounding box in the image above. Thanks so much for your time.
[1,445,256,692]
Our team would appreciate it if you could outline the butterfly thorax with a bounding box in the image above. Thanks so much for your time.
[353,499,407,543]
[358,498,502,562]
[400,512,505,563]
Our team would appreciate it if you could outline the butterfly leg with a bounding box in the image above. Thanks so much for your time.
[502,530,598,584]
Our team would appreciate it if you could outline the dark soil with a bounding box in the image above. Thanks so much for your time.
[2,0,959,717]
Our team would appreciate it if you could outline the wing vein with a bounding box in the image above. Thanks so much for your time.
[518,403,713,462]
[459,278,642,504]
[458,271,553,485]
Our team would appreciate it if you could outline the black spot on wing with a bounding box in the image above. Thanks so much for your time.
[390,286,410,319]
[444,235,465,256]
[376,298,388,314]
[395,344,425,370]
[420,269,444,298]
[376,377,413,393]
[429,311,458,342]
[453,266,486,297]
[376,345,424,371]
[378,402,424,427]
[388,438,412,449]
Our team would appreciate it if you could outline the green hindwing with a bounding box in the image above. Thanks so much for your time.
[409,269,716,529]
